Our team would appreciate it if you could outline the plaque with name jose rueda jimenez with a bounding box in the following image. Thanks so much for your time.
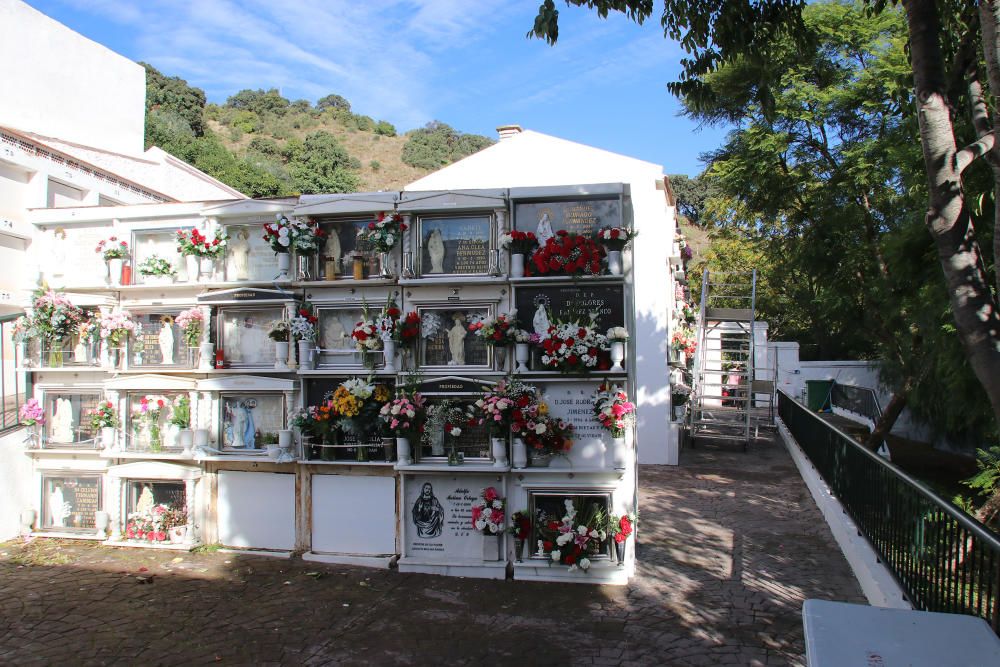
[419,216,491,275]
[405,474,497,562]
[514,284,625,333]
[514,199,621,238]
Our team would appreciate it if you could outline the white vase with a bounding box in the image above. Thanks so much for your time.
[94,510,109,540]
[276,252,291,281]
[383,339,396,372]
[512,437,527,469]
[610,341,625,372]
[199,341,214,371]
[396,436,412,465]
[482,533,501,561]
[274,341,290,370]
[510,253,525,278]
[169,525,188,544]
[611,436,628,470]
[19,508,36,535]
[100,426,116,450]
[298,339,314,370]
[607,250,623,276]
[515,343,530,373]
[491,436,508,468]
[107,258,124,286]
[193,428,210,451]
[199,256,215,282]
[674,405,686,421]
[178,428,194,453]
[185,255,199,283]
[278,429,293,455]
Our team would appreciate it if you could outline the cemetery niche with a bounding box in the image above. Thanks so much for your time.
[220,394,284,452]
[418,216,491,276]
[513,198,621,239]
[218,306,285,367]
[316,307,367,368]
[131,313,195,368]
[41,475,102,531]
[224,224,280,282]
[43,391,100,446]
[418,306,492,369]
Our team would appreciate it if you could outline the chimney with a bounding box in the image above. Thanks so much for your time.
[496,124,523,141]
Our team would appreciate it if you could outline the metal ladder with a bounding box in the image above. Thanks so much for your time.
[688,269,759,450]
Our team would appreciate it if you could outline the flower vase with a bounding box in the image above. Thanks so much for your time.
[514,538,525,562]
[614,539,626,566]
[20,508,36,535]
[148,424,162,453]
[107,258,124,286]
[674,405,686,422]
[610,341,625,372]
[401,251,415,279]
[298,339,314,370]
[512,437,527,469]
[510,253,525,278]
[178,428,193,453]
[447,448,461,466]
[382,339,396,372]
[101,426,116,450]
[430,430,445,457]
[491,436,508,468]
[185,255,199,283]
[528,450,551,468]
[275,252,291,281]
[23,424,39,449]
[482,533,501,561]
[321,433,337,461]
[193,428,209,452]
[198,342,214,371]
[495,346,507,371]
[396,436,412,465]
[94,511,109,540]
[378,251,394,279]
[607,249,623,276]
[297,254,313,281]
[197,256,215,282]
[169,525,188,544]
[514,343,530,373]
[45,340,64,368]
[274,341,290,370]
[611,436,628,470]
[356,443,370,463]
[381,437,396,463]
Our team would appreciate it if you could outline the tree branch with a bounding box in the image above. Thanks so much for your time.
[955,77,995,174]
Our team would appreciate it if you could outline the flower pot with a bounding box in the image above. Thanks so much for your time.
[185,255,199,283]
[94,511,110,540]
[514,538,525,563]
[193,428,210,451]
[169,525,188,544]
[482,533,501,561]
[19,508,35,535]
[397,436,412,465]
[511,437,527,469]
[101,426,117,450]
[178,428,194,453]
[276,252,291,281]
[198,256,215,282]
[510,252,525,278]
[198,341,214,371]
[528,450,551,468]
[278,429,292,451]
[607,250,623,276]
[378,251,394,279]
[514,343,530,373]
[298,339,315,370]
[107,258,124,286]
[382,339,396,373]
[381,437,396,463]
[611,436,628,470]
[491,436,508,468]
[274,341,290,370]
[614,539,626,566]
[610,341,625,372]
[145,274,174,286]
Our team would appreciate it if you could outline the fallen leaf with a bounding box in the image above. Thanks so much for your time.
[171,557,183,563]
[138,567,148,572]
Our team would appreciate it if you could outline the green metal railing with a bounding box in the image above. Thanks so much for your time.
[778,390,1000,633]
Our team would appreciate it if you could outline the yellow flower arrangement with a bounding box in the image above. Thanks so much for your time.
[373,384,390,402]
[537,401,549,416]
[331,386,361,417]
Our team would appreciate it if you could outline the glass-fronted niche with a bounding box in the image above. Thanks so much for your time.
[41,474,101,531]
[417,215,492,276]
[418,306,491,369]
[223,224,279,282]
[43,391,100,447]
[130,312,197,369]
[220,394,285,452]
[218,306,285,368]
[316,306,367,368]
[125,480,185,537]
[316,218,376,279]
[529,492,612,560]
[512,198,622,238]
[132,229,188,283]
[418,397,489,463]
[24,308,101,368]
[125,392,185,453]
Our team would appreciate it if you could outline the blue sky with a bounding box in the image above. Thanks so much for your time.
[27,0,729,176]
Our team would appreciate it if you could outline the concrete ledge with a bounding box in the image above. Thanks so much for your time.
[302,552,395,569]
[777,417,911,610]
[397,557,507,580]
[218,548,293,559]
[514,559,632,585]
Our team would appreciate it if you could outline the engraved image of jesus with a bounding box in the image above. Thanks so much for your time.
[412,482,445,538]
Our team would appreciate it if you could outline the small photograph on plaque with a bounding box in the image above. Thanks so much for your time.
[418,307,490,368]
[132,313,195,368]
[419,216,491,275]
[219,307,284,367]
[317,307,366,367]
[317,220,371,278]
[221,394,284,451]
[44,392,100,446]
[41,475,102,531]
[224,225,279,282]
[513,199,621,240]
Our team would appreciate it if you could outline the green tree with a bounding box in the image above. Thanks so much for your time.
[668,174,712,225]
[286,131,361,194]
[141,62,206,137]
[225,88,290,116]
[374,120,397,137]
[317,93,351,112]
[401,121,494,169]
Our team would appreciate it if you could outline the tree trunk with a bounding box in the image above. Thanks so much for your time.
[981,0,1000,297]
[864,390,908,453]
[905,0,1000,428]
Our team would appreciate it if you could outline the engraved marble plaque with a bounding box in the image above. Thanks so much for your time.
[419,217,490,275]
[41,475,101,530]
[405,474,497,562]
[543,382,608,467]
[513,199,620,238]
[514,285,625,332]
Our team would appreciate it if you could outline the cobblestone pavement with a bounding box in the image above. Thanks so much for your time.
[0,434,864,666]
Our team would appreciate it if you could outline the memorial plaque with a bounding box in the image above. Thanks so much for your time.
[60,227,106,285]
[44,392,100,445]
[416,377,493,394]
[419,216,491,275]
[405,474,497,562]
[514,199,621,238]
[219,307,284,366]
[132,313,192,368]
[544,382,610,467]
[41,475,101,530]
[225,225,279,281]
[418,308,490,368]
[514,284,625,333]
[316,307,366,367]
[221,394,284,451]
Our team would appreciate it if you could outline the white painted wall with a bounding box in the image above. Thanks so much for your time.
[0,0,146,156]
[217,471,296,550]
[312,474,396,555]
[0,427,34,540]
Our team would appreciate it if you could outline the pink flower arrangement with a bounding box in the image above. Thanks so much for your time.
[175,308,204,347]
[595,226,636,251]
[592,382,636,438]
[19,398,44,426]
[378,394,426,438]
[100,309,136,347]
[95,236,129,260]
[473,378,535,435]
[471,487,505,534]
[356,212,406,252]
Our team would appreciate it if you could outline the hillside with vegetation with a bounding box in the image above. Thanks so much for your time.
[142,64,494,197]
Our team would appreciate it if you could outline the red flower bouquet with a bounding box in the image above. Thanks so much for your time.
[527,230,605,277]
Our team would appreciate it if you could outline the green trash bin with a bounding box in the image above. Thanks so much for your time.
[806,380,833,411]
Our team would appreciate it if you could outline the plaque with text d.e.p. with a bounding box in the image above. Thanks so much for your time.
[514,199,621,238]
[514,285,625,332]
[405,474,499,562]
[419,217,491,275]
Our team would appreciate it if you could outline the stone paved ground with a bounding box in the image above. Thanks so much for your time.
[0,434,864,666]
